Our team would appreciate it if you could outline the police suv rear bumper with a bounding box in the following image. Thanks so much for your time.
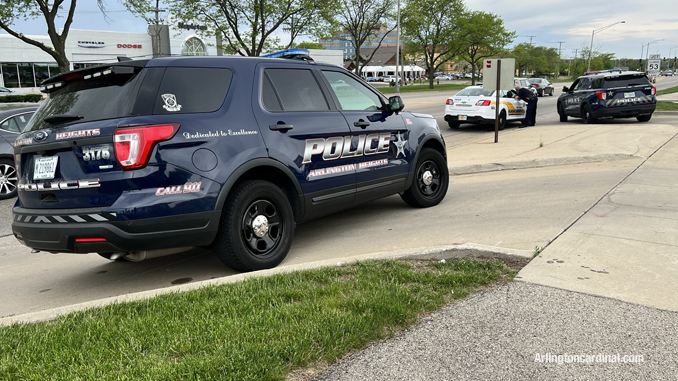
[592,104,656,119]
[12,207,221,253]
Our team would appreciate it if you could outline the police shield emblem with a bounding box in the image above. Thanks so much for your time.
[161,93,182,112]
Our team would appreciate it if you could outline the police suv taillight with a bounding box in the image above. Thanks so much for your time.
[652,86,657,96]
[596,91,606,101]
[446,99,454,105]
[113,124,179,170]
[475,100,491,106]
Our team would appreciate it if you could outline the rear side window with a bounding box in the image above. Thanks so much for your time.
[26,66,232,131]
[591,78,604,89]
[604,75,650,88]
[263,69,329,112]
[152,67,232,115]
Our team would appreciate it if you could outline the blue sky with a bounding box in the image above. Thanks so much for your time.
[3,0,677,60]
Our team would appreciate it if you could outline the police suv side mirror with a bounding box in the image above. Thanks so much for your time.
[387,95,405,114]
[562,86,569,92]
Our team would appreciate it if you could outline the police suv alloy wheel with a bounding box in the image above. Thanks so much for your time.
[212,180,295,271]
[0,159,18,200]
[401,148,449,208]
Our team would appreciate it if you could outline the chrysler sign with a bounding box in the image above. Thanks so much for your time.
[78,41,105,48]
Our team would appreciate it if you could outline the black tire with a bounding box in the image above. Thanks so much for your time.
[557,103,568,122]
[636,114,652,122]
[448,121,461,129]
[0,159,18,200]
[581,105,596,124]
[211,180,295,271]
[549,89,554,96]
[400,149,449,208]
[486,110,506,131]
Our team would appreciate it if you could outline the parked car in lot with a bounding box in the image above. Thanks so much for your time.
[444,85,526,130]
[0,87,24,97]
[11,56,449,271]
[528,78,554,97]
[557,71,656,123]
[514,77,538,97]
[435,75,453,80]
[0,107,38,199]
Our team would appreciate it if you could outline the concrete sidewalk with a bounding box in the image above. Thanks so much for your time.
[315,119,678,379]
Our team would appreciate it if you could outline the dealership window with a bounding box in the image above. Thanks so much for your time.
[182,37,207,56]
[18,63,35,88]
[1,63,19,88]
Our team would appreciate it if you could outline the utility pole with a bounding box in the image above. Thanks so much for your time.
[572,49,578,76]
[556,41,565,78]
[149,0,165,58]
[525,35,536,76]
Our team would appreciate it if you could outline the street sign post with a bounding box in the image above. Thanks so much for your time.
[482,58,515,143]
[648,54,661,79]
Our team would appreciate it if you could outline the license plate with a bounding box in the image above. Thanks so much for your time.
[459,115,467,121]
[624,92,636,98]
[34,156,59,180]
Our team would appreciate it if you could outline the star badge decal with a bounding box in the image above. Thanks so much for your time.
[393,132,407,158]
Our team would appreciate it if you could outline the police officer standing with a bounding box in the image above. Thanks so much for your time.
[514,83,537,128]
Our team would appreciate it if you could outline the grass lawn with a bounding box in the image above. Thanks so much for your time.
[656,86,678,96]
[378,83,467,94]
[656,101,678,111]
[0,259,517,381]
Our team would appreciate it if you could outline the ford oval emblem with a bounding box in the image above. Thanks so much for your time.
[34,131,49,141]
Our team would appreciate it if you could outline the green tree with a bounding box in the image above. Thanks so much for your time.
[0,0,107,73]
[509,43,532,76]
[294,41,326,49]
[401,0,465,89]
[169,0,333,56]
[335,0,395,75]
[457,11,515,85]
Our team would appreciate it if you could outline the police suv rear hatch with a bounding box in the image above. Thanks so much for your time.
[601,73,656,108]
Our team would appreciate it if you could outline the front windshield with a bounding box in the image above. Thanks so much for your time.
[456,87,494,97]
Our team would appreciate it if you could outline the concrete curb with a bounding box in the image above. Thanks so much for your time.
[449,153,638,176]
[0,243,532,327]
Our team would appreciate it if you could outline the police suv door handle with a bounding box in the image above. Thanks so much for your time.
[269,123,294,131]
[354,120,370,128]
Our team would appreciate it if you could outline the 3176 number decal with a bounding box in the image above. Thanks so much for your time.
[82,146,111,161]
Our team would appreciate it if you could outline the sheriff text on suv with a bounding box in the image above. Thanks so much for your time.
[11,56,448,271]
[557,71,656,124]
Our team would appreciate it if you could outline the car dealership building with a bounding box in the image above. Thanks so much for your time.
[1,22,343,92]
[0,22,220,92]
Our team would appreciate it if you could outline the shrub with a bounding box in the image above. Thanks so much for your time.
[0,94,43,103]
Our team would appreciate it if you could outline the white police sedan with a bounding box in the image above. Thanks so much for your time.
[444,85,527,130]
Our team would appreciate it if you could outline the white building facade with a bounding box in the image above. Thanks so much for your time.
[0,23,217,91]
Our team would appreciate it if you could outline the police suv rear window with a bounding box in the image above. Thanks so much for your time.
[456,88,493,97]
[603,75,650,88]
[26,66,232,131]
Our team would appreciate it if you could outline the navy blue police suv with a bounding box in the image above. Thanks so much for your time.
[557,70,656,124]
[11,56,448,271]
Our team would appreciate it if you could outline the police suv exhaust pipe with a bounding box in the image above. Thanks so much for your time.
[108,247,193,262]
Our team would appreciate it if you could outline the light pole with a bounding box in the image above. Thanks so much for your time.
[669,46,678,69]
[587,21,625,72]
[644,39,665,68]
[394,0,401,92]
